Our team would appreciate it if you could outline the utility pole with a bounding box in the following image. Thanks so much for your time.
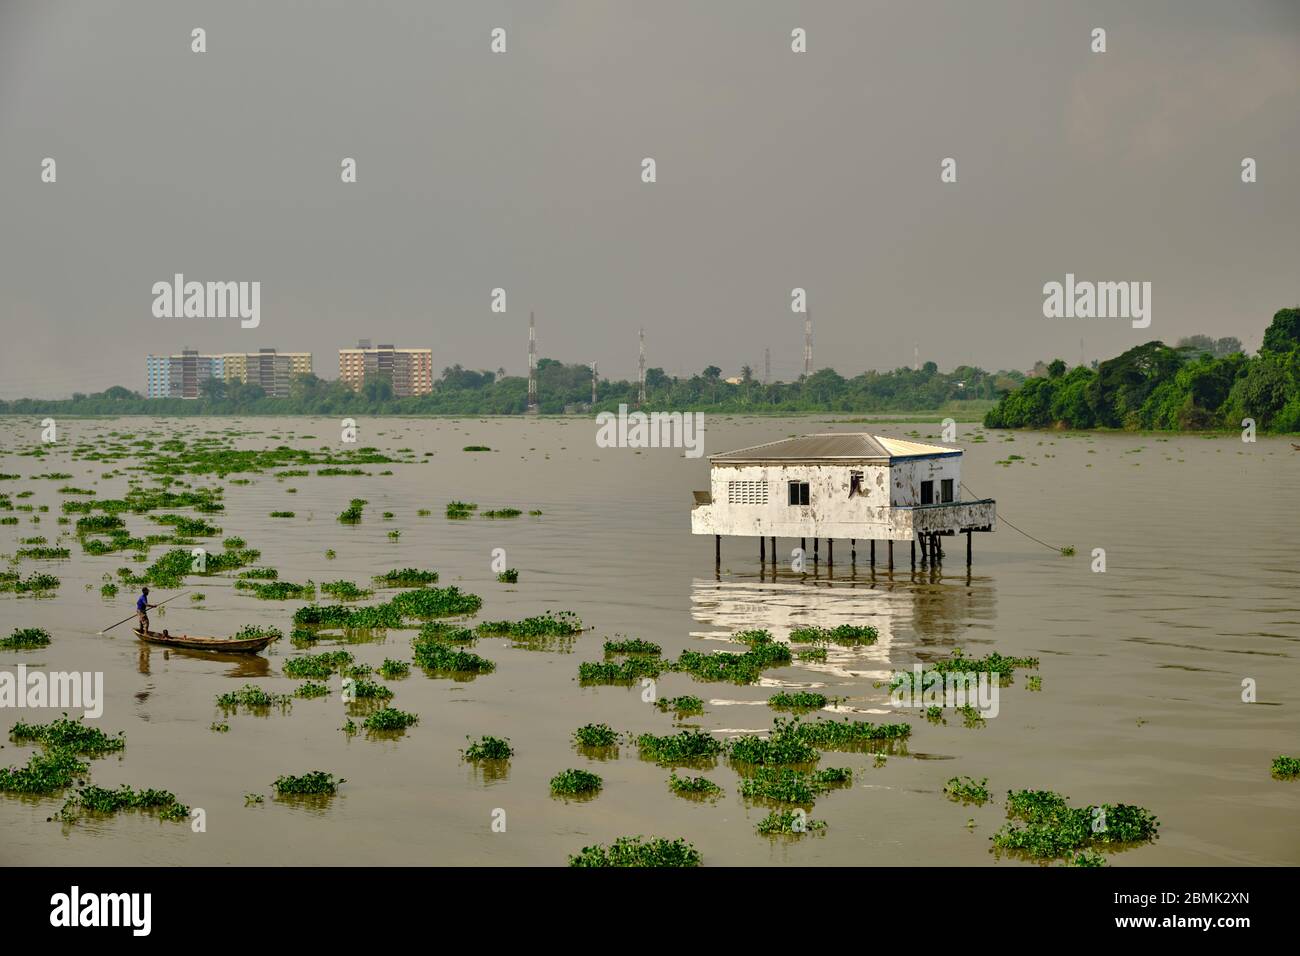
[527,311,538,414]
[803,310,813,378]
[591,361,597,405]
[764,347,770,386]
[638,328,646,405]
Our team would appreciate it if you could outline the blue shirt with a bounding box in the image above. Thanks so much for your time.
[137,594,148,612]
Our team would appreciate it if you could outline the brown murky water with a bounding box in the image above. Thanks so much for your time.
[1,415,1296,866]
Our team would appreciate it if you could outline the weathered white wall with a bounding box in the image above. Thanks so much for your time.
[690,456,989,540]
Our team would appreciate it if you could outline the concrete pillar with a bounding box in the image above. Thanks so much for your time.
[715,535,721,567]
[851,538,856,562]
[760,536,765,562]
[770,537,776,565]
[813,538,819,563]
[966,529,972,566]
[888,540,894,569]
[827,539,833,566]
[911,538,916,570]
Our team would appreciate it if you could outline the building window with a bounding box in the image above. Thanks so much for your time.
[941,478,955,503]
[787,481,810,506]
[849,470,863,498]
[727,481,768,505]
[920,480,934,505]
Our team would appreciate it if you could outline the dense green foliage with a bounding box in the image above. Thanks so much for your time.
[986,309,1300,432]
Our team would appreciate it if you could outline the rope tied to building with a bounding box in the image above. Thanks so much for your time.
[960,482,1066,553]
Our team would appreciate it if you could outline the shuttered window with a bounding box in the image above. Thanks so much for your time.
[727,481,768,505]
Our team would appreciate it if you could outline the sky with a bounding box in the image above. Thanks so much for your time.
[1,0,1298,399]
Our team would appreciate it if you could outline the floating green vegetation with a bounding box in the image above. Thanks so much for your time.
[387,530,401,541]
[348,678,394,701]
[568,836,701,868]
[152,514,221,536]
[389,586,483,619]
[232,624,282,643]
[363,707,419,732]
[10,717,124,755]
[293,682,330,699]
[337,498,367,523]
[578,658,662,684]
[756,809,826,836]
[381,511,394,519]
[0,571,61,594]
[411,632,495,674]
[462,446,491,452]
[944,776,992,805]
[320,580,372,601]
[727,718,820,767]
[269,511,295,519]
[768,691,829,712]
[991,790,1160,860]
[1026,676,1043,692]
[497,568,518,583]
[239,567,279,580]
[958,704,986,728]
[294,603,403,630]
[216,684,292,711]
[210,722,230,733]
[445,500,478,519]
[56,784,189,823]
[739,767,853,805]
[925,705,945,724]
[272,771,344,795]
[573,723,620,749]
[528,510,543,516]
[550,768,602,796]
[665,772,723,801]
[374,568,438,587]
[794,717,911,750]
[482,508,522,518]
[604,637,662,656]
[478,610,581,638]
[1,627,52,649]
[0,749,88,794]
[1271,756,1300,780]
[669,633,791,685]
[655,695,705,716]
[636,729,723,764]
[235,578,316,601]
[462,736,514,761]
[379,658,410,679]
[1060,545,1076,556]
[418,622,477,644]
[1068,851,1107,867]
[891,648,1040,692]
[16,546,71,560]
[245,792,264,805]
[324,549,336,559]
[797,647,828,663]
[283,651,354,679]
[788,624,879,646]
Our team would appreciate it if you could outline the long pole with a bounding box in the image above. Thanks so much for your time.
[99,590,190,635]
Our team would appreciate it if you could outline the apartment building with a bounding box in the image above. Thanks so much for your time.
[145,349,312,399]
[338,340,433,397]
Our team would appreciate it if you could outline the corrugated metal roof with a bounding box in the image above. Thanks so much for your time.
[709,432,960,463]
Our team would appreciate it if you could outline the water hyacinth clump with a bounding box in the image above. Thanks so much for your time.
[363,707,419,732]
[636,729,724,764]
[794,717,912,750]
[283,651,354,679]
[272,771,344,795]
[568,836,701,868]
[293,682,330,699]
[379,658,410,679]
[668,772,722,798]
[604,637,662,656]
[412,633,495,674]
[1,627,52,649]
[9,716,125,756]
[462,736,513,761]
[944,776,992,805]
[478,611,582,637]
[217,684,293,711]
[991,789,1160,860]
[0,749,89,795]
[654,695,704,717]
[56,784,189,823]
[321,580,372,601]
[235,578,316,601]
[348,678,394,701]
[578,658,662,685]
[788,624,879,646]
[756,809,827,836]
[389,586,483,619]
[727,718,821,767]
[481,508,522,518]
[767,691,829,712]
[1271,756,1300,780]
[496,568,518,583]
[549,768,602,796]
[337,498,367,523]
[445,500,477,519]
[374,568,438,587]
[670,631,792,685]
[739,767,852,806]
[572,723,619,749]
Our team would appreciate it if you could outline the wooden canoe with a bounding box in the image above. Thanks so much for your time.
[133,627,276,653]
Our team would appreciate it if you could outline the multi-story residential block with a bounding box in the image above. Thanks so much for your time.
[338,340,433,396]
[145,349,312,399]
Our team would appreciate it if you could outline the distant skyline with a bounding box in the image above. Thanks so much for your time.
[2,0,1298,398]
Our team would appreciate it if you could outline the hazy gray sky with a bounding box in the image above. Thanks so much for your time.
[2,0,1297,398]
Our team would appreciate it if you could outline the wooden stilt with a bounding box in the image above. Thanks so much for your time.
[888,540,894,569]
[851,538,856,562]
[871,540,876,567]
[715,535,721,567]
[827,539,833,566]
[813,538,819,563]
[911,538,916,569]
[966,529,972,566]
[760,536,765,562]
[770,537,776,565]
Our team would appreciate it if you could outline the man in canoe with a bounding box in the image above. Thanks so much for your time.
[136,587,157,633]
